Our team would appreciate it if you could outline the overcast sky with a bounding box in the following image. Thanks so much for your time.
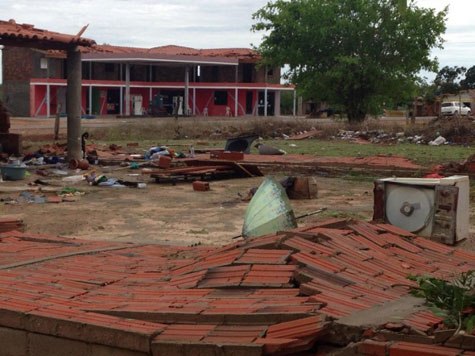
[1,0,474,83]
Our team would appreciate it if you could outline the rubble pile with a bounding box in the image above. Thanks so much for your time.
[0,219,473,355]
[334,130,429,145]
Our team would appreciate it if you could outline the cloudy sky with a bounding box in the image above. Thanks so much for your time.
[0,0,474,82]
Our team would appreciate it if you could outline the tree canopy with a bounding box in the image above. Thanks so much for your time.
[434,66,466,95]
[252,0,448,122]
[461,66,475,90]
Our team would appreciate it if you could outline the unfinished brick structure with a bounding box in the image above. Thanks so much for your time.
[0,100,21,154]
[0,219,474,355]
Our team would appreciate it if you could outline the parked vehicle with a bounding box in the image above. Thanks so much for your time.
[441,102,471,116]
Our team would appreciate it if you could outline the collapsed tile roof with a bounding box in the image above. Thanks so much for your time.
[0,219,474,355]
[0,19,95,49]
[82,44,260,61]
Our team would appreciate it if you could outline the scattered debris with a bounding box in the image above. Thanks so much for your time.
[429,135,447,146]
[434,154,475,176]
[288,129,322,140]
[242,176,318,201]
[255,143,287,155]
[242,177,297,238]
[225,134,259,153]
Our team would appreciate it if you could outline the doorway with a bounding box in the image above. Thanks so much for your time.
[258,91,275,116]
[246,91,253,114]
[107,89,120,114]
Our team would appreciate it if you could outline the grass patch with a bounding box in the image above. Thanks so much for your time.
[23,136,470,167]
[266,139,472,166]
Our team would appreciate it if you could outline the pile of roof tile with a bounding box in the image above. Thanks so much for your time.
[0,218,24,233]
[358,340,475,356]
[0,219,473,355]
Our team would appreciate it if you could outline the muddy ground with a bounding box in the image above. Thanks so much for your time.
[1,168,378,246]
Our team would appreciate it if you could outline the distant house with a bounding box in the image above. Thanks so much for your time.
[2,44,294,117]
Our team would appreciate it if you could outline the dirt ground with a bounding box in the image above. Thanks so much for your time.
[2,165,474,250]
[1,168,376,246]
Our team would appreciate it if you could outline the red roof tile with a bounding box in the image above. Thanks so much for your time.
[266,315,325,339]
[389,341,461,356]
[0,19,94,48]
[81,43,259,61]
[236,249,291,264]
[0,219,473,354]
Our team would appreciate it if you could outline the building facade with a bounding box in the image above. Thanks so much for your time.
[2,44,294,118]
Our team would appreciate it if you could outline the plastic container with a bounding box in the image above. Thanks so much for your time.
[1,164,27,181]
[62,175,85,183]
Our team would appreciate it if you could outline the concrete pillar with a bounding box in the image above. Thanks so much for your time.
[125,63,131,116]
[235,88,238,117]
[66,46,82,161]
[88,62,92,116]
[264,88,268,117]
[88,86,92,115]
[46,84,50,118]
[149,64,153,106]
[293,90,297,117]
[119,87,123,116]
[184,66,190,116]
[46,58,50,118]
[275,91,281,116]
[298,96,303,116]
[193,88,196,115]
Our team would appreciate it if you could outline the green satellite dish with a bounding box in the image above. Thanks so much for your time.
[242,177,297,238]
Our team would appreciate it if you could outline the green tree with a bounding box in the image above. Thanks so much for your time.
[434,66,466,94]
[461,65,475,90]
[252,0,447,123]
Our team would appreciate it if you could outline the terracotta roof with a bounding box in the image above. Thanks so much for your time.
[0,19,95,49]
[81,44,260,61]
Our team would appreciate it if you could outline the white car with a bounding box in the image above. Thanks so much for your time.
[441,102,471,116]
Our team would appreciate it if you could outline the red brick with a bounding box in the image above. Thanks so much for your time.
[358,340,388,356]
[255,337,298,354]
[389,342,461,356]
[155,324,215,341]
[266,315,325,339]
[192,181,210,191]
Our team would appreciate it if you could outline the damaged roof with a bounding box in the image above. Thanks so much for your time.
[0,19,95,49]
[86,44,260,61]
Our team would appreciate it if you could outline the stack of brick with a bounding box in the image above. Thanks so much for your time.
[0,219,24,233]
[0,100,21,155]
[0,219,473,355]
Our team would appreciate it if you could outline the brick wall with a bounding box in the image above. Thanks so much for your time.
[2,46,32,115]
[2,47,34,81]
[2,81,30,116]
[0,326,150,356]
